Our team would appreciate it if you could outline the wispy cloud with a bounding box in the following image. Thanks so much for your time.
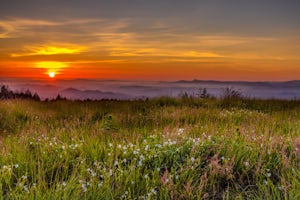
[11,44,86,57]
[1,16,299,66]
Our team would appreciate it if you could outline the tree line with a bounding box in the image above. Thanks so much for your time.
[0,85,40,101]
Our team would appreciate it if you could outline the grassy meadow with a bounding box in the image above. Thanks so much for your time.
[0,97,300,199]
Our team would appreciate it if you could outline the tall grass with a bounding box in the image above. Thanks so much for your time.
[0,98,300,199]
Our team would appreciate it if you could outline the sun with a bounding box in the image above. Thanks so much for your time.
[49,72,56,78]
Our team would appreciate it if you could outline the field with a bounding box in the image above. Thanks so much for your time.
[0,98,300,199]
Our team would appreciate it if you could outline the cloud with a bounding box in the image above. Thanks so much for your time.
[1,16,299,65]
[11,45,86,57]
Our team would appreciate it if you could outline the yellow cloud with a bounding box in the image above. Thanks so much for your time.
[11,45,86,57]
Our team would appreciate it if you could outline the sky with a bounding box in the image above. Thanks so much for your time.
[0,0,300,81]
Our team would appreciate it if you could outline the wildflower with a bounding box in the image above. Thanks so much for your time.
[151,188,157,195]
[91,171,97,177]
[14,164,19,168]
[144,174,148,179]
[140,154,145,160]
[244,162,250,167]
[114,160,118,167]
[191,157,195,162]
[22,175,27,180]
[81,184,87,192]
[266,172,271,177]
[138,160,143,166]
[62,182,67,187]
[23,185,29,193]
[178,128,184,135]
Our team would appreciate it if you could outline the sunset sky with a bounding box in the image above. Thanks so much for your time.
[0,0,300,81]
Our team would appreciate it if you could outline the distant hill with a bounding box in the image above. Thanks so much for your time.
[60,88,131,100]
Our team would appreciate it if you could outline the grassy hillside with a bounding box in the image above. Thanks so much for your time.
[0,98,300,199]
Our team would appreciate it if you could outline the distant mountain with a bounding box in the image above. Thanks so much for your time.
[60,88,131,100]
[174,79,300,87]
[174,79,300,85]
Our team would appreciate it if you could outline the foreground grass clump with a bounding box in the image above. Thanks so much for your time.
[0,98,300,199]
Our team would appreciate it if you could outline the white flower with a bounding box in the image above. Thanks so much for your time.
[91,171,97,177]
[14,164,19,168]
[82,184,87,192]
[23,185,29,193]
[191,157,195,162]
[151,188,157,195]
[244,162,250,167]
[114,160,118,167]
[138,160,143,166]
[266,172,271,177]
[178,128,184,135]
[144,174,148,179]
